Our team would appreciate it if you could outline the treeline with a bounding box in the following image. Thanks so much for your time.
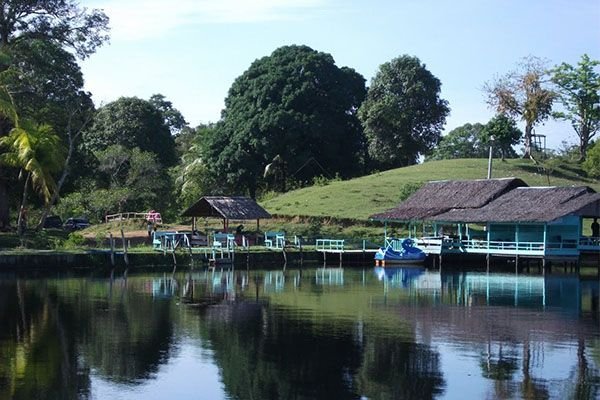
[0,1,598,232]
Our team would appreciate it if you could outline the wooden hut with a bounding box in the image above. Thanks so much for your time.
[182,196,271,233]
[370,178,600,260]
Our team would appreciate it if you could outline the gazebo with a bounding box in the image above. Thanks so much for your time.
[181,196,272,233]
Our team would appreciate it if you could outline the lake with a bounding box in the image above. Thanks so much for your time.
[0,265,599,399]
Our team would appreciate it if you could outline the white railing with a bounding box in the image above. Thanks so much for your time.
[105,211,162,224]
[316,239,345,251]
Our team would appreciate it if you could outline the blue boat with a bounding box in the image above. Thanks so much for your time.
[374,238,427,264]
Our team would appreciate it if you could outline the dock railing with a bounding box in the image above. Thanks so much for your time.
[316,239,345,251]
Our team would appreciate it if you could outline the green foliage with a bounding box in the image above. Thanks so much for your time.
[172,125,215,210]
[63,232,85,249]
[312,174,342,187]
[149,94,188,135]
[397,182,424,201]
[481,115,521,159]
[429,123,488,160]
[0,1,109,60]
[551,54,600,160]
[83,97,177,167]
[204,45,367,197]
[429,116,520,162]
[583,141,600,178]
[0,122,65,202]
[358,55,450,169]
[56,146,173,221]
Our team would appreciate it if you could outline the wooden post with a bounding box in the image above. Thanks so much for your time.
[109,233,115,267]
[120,229,129,266]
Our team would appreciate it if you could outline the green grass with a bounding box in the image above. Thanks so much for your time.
[261,158,599,221]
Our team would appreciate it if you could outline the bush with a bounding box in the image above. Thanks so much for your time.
[64,232,86,249]
[583,141,600,178]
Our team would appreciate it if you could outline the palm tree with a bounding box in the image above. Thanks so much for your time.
[0,119,64,239]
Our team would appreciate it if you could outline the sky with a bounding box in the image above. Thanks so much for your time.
[82,0,600,150]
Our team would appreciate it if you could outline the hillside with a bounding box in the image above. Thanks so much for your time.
[261,158,600,221]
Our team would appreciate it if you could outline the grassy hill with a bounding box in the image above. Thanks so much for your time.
[261,158,600,221]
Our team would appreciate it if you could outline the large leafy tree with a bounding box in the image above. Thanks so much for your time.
[0,0,108,229]
[358,55,450,169]
[551,54,600,161]
[83,97,177,167]
[484,56,555,159]
[205,45,366,198]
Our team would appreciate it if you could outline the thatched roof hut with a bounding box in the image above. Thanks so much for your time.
[182,196,271,220]
[434,186,600,223]
[370,178,527,222]
[182,196,271,231]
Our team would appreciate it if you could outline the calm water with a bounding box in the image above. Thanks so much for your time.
[0,265,599,400]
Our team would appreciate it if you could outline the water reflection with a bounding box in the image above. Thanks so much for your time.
[0,267,598,399]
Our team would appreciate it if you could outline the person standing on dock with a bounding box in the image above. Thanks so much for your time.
[592,218,599,238]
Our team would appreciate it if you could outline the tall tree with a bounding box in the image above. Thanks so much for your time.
[484,56,555,159]
[358,55,450,169]
[0,0,108,229]
[205,45,366,197]
[83,97,177,167]
[551,54,600,161]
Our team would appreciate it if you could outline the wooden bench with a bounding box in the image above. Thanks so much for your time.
[264,231,285,249]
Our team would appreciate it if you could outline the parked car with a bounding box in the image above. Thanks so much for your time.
[43,215,63,229]
[63,217,90,231]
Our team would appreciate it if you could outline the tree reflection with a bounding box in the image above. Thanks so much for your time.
[0,281,90,400]
[78,280,175,383]
[356,336,445,400]
[200,302,363,399]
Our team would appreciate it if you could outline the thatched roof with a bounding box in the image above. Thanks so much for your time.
[182,196,272,220]
[434,186,600,223]
[370,178,527,222]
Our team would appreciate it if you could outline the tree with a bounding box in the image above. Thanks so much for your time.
[481,115,522,160]
[484,56,555,159]
[205,45,366,197]
[174,125,214,209]
[358,55,450,169]
[0,120,64,238]
[551,54,600,160]
[83,97,177,167]
[149,94,188,135]
[0,0,109,58]
[0,1,108,229]
[428,123,487,160]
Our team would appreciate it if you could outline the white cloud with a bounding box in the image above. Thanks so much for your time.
[89,0,328,41]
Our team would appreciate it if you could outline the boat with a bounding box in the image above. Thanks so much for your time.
[374,238,426,264]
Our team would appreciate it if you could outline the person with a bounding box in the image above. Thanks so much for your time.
[592,218,599,238]
[147,220,153,238]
